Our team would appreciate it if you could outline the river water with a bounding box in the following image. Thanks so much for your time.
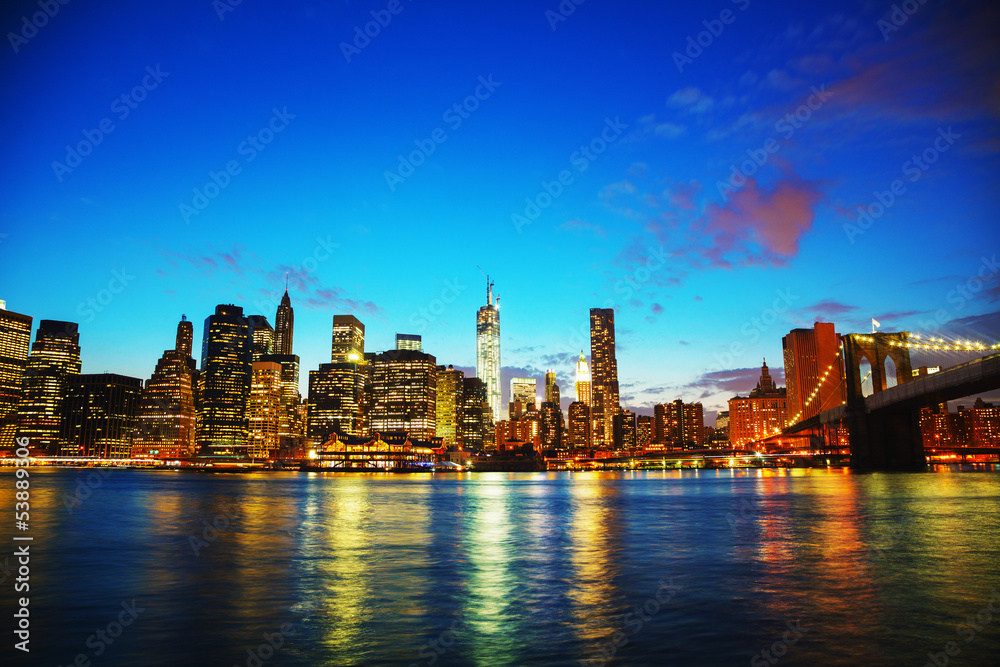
[2,467,999,666]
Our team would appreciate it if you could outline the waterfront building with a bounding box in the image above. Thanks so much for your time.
[16,319,81,454]
[308,362,365,443]
[782,322,845,424]
[435,365,464,446]
[60,373,142,458]
[613,410,637,450]
[728,360,787,448]
[476,276,501,422]
[248,361,282,458]
[369,349,437,441]
[636,414,652,448]
[197,305,253,456]
[460,377,490,450]
[590,308,620,446]
[568,401,590,448]
[132,316,198,459]
[0,303,32,449]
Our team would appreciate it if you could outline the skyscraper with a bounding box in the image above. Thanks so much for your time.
[590,308,620,447]
[0,303,32,449]
[260,353,303,451]
[16,320,81,454]
[568,401,590,448]
[308,362,365,443]
[248,361,282,458]
[248,315,275,361]
[782,323,844,424]
[509,377,536,420]
[575,352,591,406]
[545,369,558,404]
[476,275,501,423]
[369,349,438,440]
[274,288,294,356]
[436,365,464,446]
[460,377,489,451]
[396,333,422,352]
[331,315,365,363]
[133,316,198,459]
[197,305,253,455]
[60,373,142,458]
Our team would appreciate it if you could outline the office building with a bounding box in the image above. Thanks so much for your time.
[0,303,32,448]
[728,360,787,448]
[331,315,365,363]
[782,323,845,424]
[436,365,464,446]
[613,410,637,450]
[133,316,198,459]
[396,333,422,352]
[369,349,437,441]
[460,377,489,450]
[197,305,253,455]
[575,352,591,406]
[636,414,652,448]
[274,288,294,356]
[16,320,81,454]
[568,401,590,448]
[590,308,620,446]
[248,315,275,361]
[476,276,501,422]
[61,373,142,458]
[308,362,365,444]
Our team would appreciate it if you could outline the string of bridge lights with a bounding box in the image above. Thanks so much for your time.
[767,348,844,436]
[852,332,1000,352]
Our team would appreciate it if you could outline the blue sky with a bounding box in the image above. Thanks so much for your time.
[2,0,998,422]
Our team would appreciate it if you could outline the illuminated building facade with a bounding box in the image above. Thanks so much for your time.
[331,315,365,363]
[396,333,422,352]
[636,414,652,448]
[545,369,559,404]
[509,377,536,419]
[197,305,253,455]
[541,401,562,450]
[476,276,501,423]
[782,322,844,424]
[495,419,539,451]
[613,410,637,449]
[261,353,304,450]
[248,315,275,361]
[308,362,365,443]
[728,360,787,448]
[0,303,32,449]
[921,399,1000,447]
[568,401,590,448]
[575,352,591,406]
[60,373,142,458]
[133,316,198,459]
[590,308,620,446]
[369,349,437,441]
[460,377,489,450]
[274,289,294,356]
[16,319,81,454]
[435,365,464,446]
[248,361,282,458]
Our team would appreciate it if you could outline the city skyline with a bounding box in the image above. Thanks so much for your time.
[2,0,999,424]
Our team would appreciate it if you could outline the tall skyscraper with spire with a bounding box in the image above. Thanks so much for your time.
[590,308,620,447]
[476,274,501,423]
[575,352,591,406]
[274,286,294,356]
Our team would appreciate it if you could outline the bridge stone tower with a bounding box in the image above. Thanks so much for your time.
[841,332,923,470]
